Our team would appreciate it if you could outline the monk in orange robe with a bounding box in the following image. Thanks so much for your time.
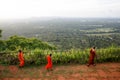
[87,47,97,67]
[45,54,52,70]
[18,50,25,67]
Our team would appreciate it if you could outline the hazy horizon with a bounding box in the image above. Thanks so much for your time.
[0,0,120,20]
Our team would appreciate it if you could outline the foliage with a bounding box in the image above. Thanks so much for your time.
[0,18,120,65]
[1,18,120,50]
[0,35,56,51]
[0,47,120,65]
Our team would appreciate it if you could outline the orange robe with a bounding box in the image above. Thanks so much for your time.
[18,52,25,67]
[45,55,52,69]
[88,48,96,65]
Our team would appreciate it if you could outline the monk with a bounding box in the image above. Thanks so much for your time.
[87,47,97,67]
[45,54,53,70]
[18,50,25,68]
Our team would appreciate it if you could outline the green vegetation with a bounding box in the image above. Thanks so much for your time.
[0,18,120,65]
[1,18,120,49]
[0,46,120,65]
[0,35,56,51]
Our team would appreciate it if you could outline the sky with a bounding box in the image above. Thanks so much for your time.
[0,0,120,20]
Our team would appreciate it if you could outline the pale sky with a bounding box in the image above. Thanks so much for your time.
[0,0,120,20]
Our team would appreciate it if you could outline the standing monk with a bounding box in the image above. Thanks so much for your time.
[45,54,53,70]
[87,47,97,67]
[18,50,25,68]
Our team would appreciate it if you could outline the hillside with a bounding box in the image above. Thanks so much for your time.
[0,18,120,49]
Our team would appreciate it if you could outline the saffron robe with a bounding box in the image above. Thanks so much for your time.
[18,52,25,67]
[88,48,96,65]
[45,55,52,69]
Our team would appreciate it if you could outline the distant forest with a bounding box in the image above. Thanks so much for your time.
[0,18,120,50]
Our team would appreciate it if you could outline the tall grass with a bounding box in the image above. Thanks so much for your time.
[0,47,120,65]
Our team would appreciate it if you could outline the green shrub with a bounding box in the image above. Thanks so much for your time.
[0,47,120,65]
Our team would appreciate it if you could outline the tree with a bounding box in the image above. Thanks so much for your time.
[5,35,56,51]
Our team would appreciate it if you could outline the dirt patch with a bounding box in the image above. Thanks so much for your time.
[8,66,18,74]
[0,66,4,71]
[0,63,120,80]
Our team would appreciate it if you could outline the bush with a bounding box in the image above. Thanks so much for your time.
[0,47,120,65]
